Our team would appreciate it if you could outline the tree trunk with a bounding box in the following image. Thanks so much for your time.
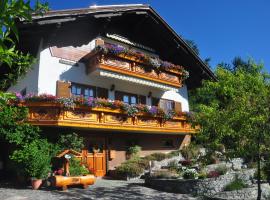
[257,131,262,200]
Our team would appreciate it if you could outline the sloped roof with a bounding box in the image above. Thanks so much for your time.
[18,4,216,88]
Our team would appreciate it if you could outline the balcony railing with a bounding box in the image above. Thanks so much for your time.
[24,102,196,134]
[83,41,189,88]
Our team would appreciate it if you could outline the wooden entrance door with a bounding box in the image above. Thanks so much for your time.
[84,138,106,177]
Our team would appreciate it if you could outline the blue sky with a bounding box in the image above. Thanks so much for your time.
[38,0,270,71]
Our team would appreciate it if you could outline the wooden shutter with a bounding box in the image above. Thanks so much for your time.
[97,87,108,99]
[175,102,182,113]
[159,99,167,111]
[138,95,146,104]
[152,97,160,106]
[115,91,123,101]
[56,81,71,98]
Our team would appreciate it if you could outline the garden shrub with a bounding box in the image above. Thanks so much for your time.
[254,169,268,181]
[150,152,167,161]
[69,157,89,176]
[127,145,141,158]
[182,168,198,179]
[57,132,84,152]
[167,160,179,173]
[151,170,178,179]
[179,160,192,166]
[207,170,220,178]
[224,178,247,191]
[198,171,207,179]
[167,150,181,158]
[115,161,144,178]
[215,164,228,175]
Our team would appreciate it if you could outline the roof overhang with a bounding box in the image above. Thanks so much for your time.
[17,4,216,89]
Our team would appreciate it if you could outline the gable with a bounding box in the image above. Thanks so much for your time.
[16,4,216,89]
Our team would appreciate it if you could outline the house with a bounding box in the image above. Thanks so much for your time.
[8,4,215,177]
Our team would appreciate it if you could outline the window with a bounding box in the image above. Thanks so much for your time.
[115,91,145,105]
[123,95,129,104]
[152,98,175,112]
[71,83,108,99]
[130,96,137,105]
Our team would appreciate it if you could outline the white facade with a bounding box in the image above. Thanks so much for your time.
[8,44,190,112]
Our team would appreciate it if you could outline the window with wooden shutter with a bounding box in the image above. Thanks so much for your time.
[56,81,71,98]
[152,97,160,107]
[97,87,108,99]
[159,99,175,113]
[138,95,146,104]
[115,91,123,101]
[174,102,182,113]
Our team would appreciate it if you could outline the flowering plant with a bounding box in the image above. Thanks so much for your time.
[94,44,189,80]
[182,168,198,179]
[15,94,184,120]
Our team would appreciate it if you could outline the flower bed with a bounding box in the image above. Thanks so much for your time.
[13,93,186,120]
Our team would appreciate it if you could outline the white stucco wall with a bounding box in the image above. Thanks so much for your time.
[10,47,190,111]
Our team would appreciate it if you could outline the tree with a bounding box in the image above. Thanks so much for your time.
[190,60,270,200]
[0,0,49,90]
[185,39,200,55]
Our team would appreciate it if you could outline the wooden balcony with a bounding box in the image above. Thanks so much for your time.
[25,102,196,134]
[84,47,185,88]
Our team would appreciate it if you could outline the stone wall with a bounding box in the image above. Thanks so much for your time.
[145,169,255,196]
[207,184,270,200]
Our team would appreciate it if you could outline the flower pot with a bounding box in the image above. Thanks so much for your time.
[31,178,43,190]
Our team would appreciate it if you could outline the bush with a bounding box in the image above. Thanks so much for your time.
[207,170,220,178]
[181,144,200,160]
[69,157,89,176]
[215,164,228,175]
[11,139,53,179]
[150,153,167,161]
[115,161,144,178]
[167,160,179,173]
[254,169,268,181]
[198,171,207,179]
[127,145,141,157]
[179,160,192,166]
[151,170,178,179]
[167,150,181,158]
[182,168,198,179]
[224,178,247,191]
[57,132,84,152]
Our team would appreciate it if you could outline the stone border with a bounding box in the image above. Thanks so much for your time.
[145,169,255,196]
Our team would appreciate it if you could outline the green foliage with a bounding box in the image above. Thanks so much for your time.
[0,0,49,90]
[57,132,84,152]
[127,145,141,157]
[10,139,52,179]
[151,170,178,179]
[190,60,270,160]
[181,144,200,160]
[167,160,180,173]
[149,152,167,161]
[198,170,207,179]
[182,168,198,179]
[69,157,89,176]
[254,169,268,181]
[215,164,228,175]
[224,178,247,191]
[115,158,144,178]
[0,93,40,145]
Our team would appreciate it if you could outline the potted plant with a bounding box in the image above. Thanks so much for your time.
[11,139,53,189]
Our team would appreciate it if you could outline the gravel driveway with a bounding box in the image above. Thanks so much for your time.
[0,179,198,200]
